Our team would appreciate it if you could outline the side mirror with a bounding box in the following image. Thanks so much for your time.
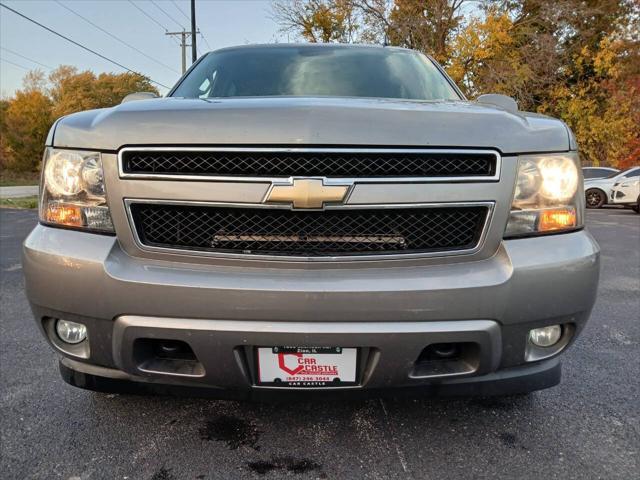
[476,94,518,113]
[121,92,159,104]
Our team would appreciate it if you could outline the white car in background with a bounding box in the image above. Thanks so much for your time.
[582,166,619,180]
[610,177,640,213]
[584,166,640,208]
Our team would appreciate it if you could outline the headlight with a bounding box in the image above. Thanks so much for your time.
[505,153,583,238]
[40,148,114,233]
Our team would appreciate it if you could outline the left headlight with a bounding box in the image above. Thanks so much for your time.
[40,148,114,233]
[504,152,583,238]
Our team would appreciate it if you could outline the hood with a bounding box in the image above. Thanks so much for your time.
[51,97,570,154]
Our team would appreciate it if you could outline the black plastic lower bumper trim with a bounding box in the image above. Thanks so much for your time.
[59,358,561,401]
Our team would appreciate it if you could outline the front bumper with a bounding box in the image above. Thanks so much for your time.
[59,356,562,400]
[611,189,636,205]
[23,226,600,396]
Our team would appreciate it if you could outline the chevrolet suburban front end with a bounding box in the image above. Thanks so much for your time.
[23,44,600,398]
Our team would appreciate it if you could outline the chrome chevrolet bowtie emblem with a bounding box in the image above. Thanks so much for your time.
[265,178,350,209]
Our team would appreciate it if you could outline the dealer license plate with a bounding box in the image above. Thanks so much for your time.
[256,347,358,387]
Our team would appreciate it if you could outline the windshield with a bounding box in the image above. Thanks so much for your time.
[171,45,461,101]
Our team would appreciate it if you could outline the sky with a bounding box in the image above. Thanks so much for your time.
[0,0,284,98]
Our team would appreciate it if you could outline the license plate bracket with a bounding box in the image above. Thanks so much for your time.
[256,346,359,387]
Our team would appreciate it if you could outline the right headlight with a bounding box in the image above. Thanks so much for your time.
[504,152,583,238]
[40,148,114,233]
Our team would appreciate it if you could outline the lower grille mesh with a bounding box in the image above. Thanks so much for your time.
[130,204,488,257]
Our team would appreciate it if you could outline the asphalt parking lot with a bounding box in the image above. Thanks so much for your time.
[1,207,638,480]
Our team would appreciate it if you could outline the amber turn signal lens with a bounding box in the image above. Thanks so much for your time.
[538,208,576,232]
[45,203,83,227]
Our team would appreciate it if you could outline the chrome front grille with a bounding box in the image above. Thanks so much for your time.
[120,147,500,260]
[129,203,490,258]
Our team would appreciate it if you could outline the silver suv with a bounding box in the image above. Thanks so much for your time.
[23,44,600,398]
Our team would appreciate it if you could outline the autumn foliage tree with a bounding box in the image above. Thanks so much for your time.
[272,0,360,42]
[273,0,640,167]
[48,66,157,119]
[2,73,53,173]
[377,0,468,64]
[0,67,157,174]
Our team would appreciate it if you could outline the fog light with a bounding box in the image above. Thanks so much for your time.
[55,319,87,344]
[529,325,562,347]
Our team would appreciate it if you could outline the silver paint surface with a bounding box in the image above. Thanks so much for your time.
[51,97,570,154]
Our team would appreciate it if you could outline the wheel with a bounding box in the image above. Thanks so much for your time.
[633,198,639,213]
[585,188,606,208]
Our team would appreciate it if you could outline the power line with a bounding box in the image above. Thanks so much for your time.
[170,0,190,22]
[200,32,212,51]
[128,0,168,30]
[127,1,169,33]
[166,30,194,74]
[0,3,170,89]
[177,0,210,53]
[54,0,179,75]
[127,0,179,46]
[150,0,184,29]
[1,46,52,69]
[0,56,31,71]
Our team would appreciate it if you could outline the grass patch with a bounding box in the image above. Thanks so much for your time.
[0,196,39,209]
[0,171,40,187]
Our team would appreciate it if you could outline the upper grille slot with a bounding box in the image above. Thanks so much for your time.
[120,149,498,179]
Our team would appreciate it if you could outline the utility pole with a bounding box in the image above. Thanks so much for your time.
[190,0,197,63]
[166,30,198,74]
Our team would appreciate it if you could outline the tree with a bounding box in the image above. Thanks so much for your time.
[0,65,159,174]
[274,0,470,61]
[271,0,639,167]
[447,10,530,98]
[0,99,12,172]
[384,0,468,63]
[540,35,640,166]
[503,0,640,166]
[3,88,52,172]
[273,0,360,42]
[48,66,158,118]
[93,72,158,108]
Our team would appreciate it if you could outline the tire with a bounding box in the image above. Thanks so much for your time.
[633,197,639,213]
[585,188,606,209]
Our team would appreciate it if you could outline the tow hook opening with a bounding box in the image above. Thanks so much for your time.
[133,338,205,377]
[410,342,480,378]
